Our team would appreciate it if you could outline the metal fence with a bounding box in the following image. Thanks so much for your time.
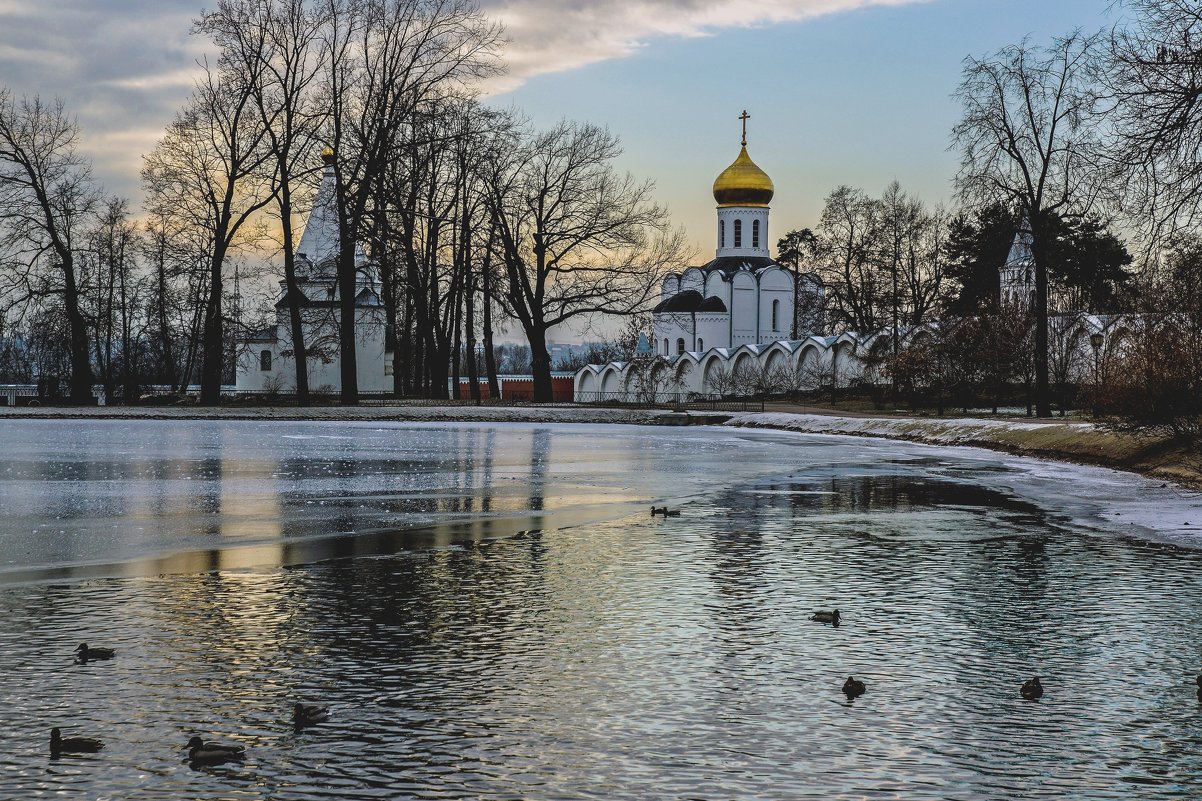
[573,392,764,412]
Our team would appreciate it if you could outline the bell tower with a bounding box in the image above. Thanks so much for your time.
[712,110,774,259]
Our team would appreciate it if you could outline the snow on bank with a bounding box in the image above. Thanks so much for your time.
[723,411,1094,445]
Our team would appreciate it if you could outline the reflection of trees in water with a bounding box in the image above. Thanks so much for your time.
[528,429,551,512]
[481,428,495,514]
[774,474,1045,518]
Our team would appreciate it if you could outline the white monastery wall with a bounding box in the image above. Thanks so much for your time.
[576,314,1129,402]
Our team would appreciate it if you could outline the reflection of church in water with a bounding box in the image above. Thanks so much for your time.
[652,113,820,357]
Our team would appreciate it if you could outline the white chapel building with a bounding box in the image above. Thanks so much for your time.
[652,126,798,357]
[235,148,391,394]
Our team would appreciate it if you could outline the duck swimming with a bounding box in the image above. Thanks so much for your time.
[1020,677,1043,700]
[75,643,114,662]
[842,676,866,700]
[185,736,245,764]
[650,507,681,517]
[294,702,330,728]
[1196,675,1201,700]
[50,727,103,755]
[811,609,841,627]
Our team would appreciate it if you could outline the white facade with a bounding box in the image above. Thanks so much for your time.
[235,152,391,394]
[716,206,770,258]
[651,138,806,357]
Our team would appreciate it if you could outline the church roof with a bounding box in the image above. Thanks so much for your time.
[695,255,779,276]
[1007,214,1035,267]
[273,282,384,309]
[653,289,728,314]
[297,158,340,266]
[713,145,774,207]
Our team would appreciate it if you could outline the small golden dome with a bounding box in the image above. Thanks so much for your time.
[712,146,774,207]
[320,146,335,165]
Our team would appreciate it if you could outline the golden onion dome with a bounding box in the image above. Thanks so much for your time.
[320,146,335,165]
[712,146,774,207]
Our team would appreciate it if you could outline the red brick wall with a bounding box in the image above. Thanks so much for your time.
[454,380,492,400]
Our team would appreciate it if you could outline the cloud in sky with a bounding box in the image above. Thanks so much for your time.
[488,0,928,90]
[0,0,927,202]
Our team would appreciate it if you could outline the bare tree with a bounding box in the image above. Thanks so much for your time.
[1106,0,1202,242]
[0,90,99,402]
[813,185,884,333]
[952,31,1103,416]
[626,356,681,404]
[202,0,329,404]
[142,48,276,405]
[88,197,142,401]
[1047,313,1084,416]
[702,363,736,396]
[484,120,687,401]
[320,0,501,404]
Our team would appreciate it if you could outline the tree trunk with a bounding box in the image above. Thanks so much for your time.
[529,327,553,402]
[466,271,480,403]
[155,246,177,389]
[337,244,358,404]
[1031,215,1051,417]
[62,255,93,404]
[481,256,500,399]
[451,316,462,401]
[119,243,135,403]
[199,250,225,406]
[277,185,309,405]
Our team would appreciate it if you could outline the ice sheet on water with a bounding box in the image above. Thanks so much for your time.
[0,418,1198,582]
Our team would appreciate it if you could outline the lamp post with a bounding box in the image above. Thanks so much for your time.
[1089,332,1104,417]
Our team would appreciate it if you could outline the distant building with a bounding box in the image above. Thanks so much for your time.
[548,341,605,369]
[1000,213,1036,309]
[235,148,390,394]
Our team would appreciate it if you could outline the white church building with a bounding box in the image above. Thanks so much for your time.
[652,127,798,358]
[235,148,391,395]
[575,122,1128,403]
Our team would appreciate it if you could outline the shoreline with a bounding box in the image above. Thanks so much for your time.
[3,403,1198,491]
[725,410,1202,491]
[0,404,677,425]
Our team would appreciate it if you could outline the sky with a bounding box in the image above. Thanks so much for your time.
[0,0,1117,336]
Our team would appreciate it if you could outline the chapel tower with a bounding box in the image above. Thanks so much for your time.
[1001,213,1036,309]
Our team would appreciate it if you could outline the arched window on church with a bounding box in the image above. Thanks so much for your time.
[720,220,725,247]
[260,350,272,371]
[663,338,669,355]
[733,219,742,248]
[771,299,779,331]
[752,219,760,249]
[676,338,685,356]
[697,338,704,352]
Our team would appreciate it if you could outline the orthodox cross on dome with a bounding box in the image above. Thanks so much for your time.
[739,110,750,146]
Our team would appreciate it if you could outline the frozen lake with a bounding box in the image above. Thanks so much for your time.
[2,419,1202,799]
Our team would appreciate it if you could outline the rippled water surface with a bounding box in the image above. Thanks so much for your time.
[2,420,1202,799]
